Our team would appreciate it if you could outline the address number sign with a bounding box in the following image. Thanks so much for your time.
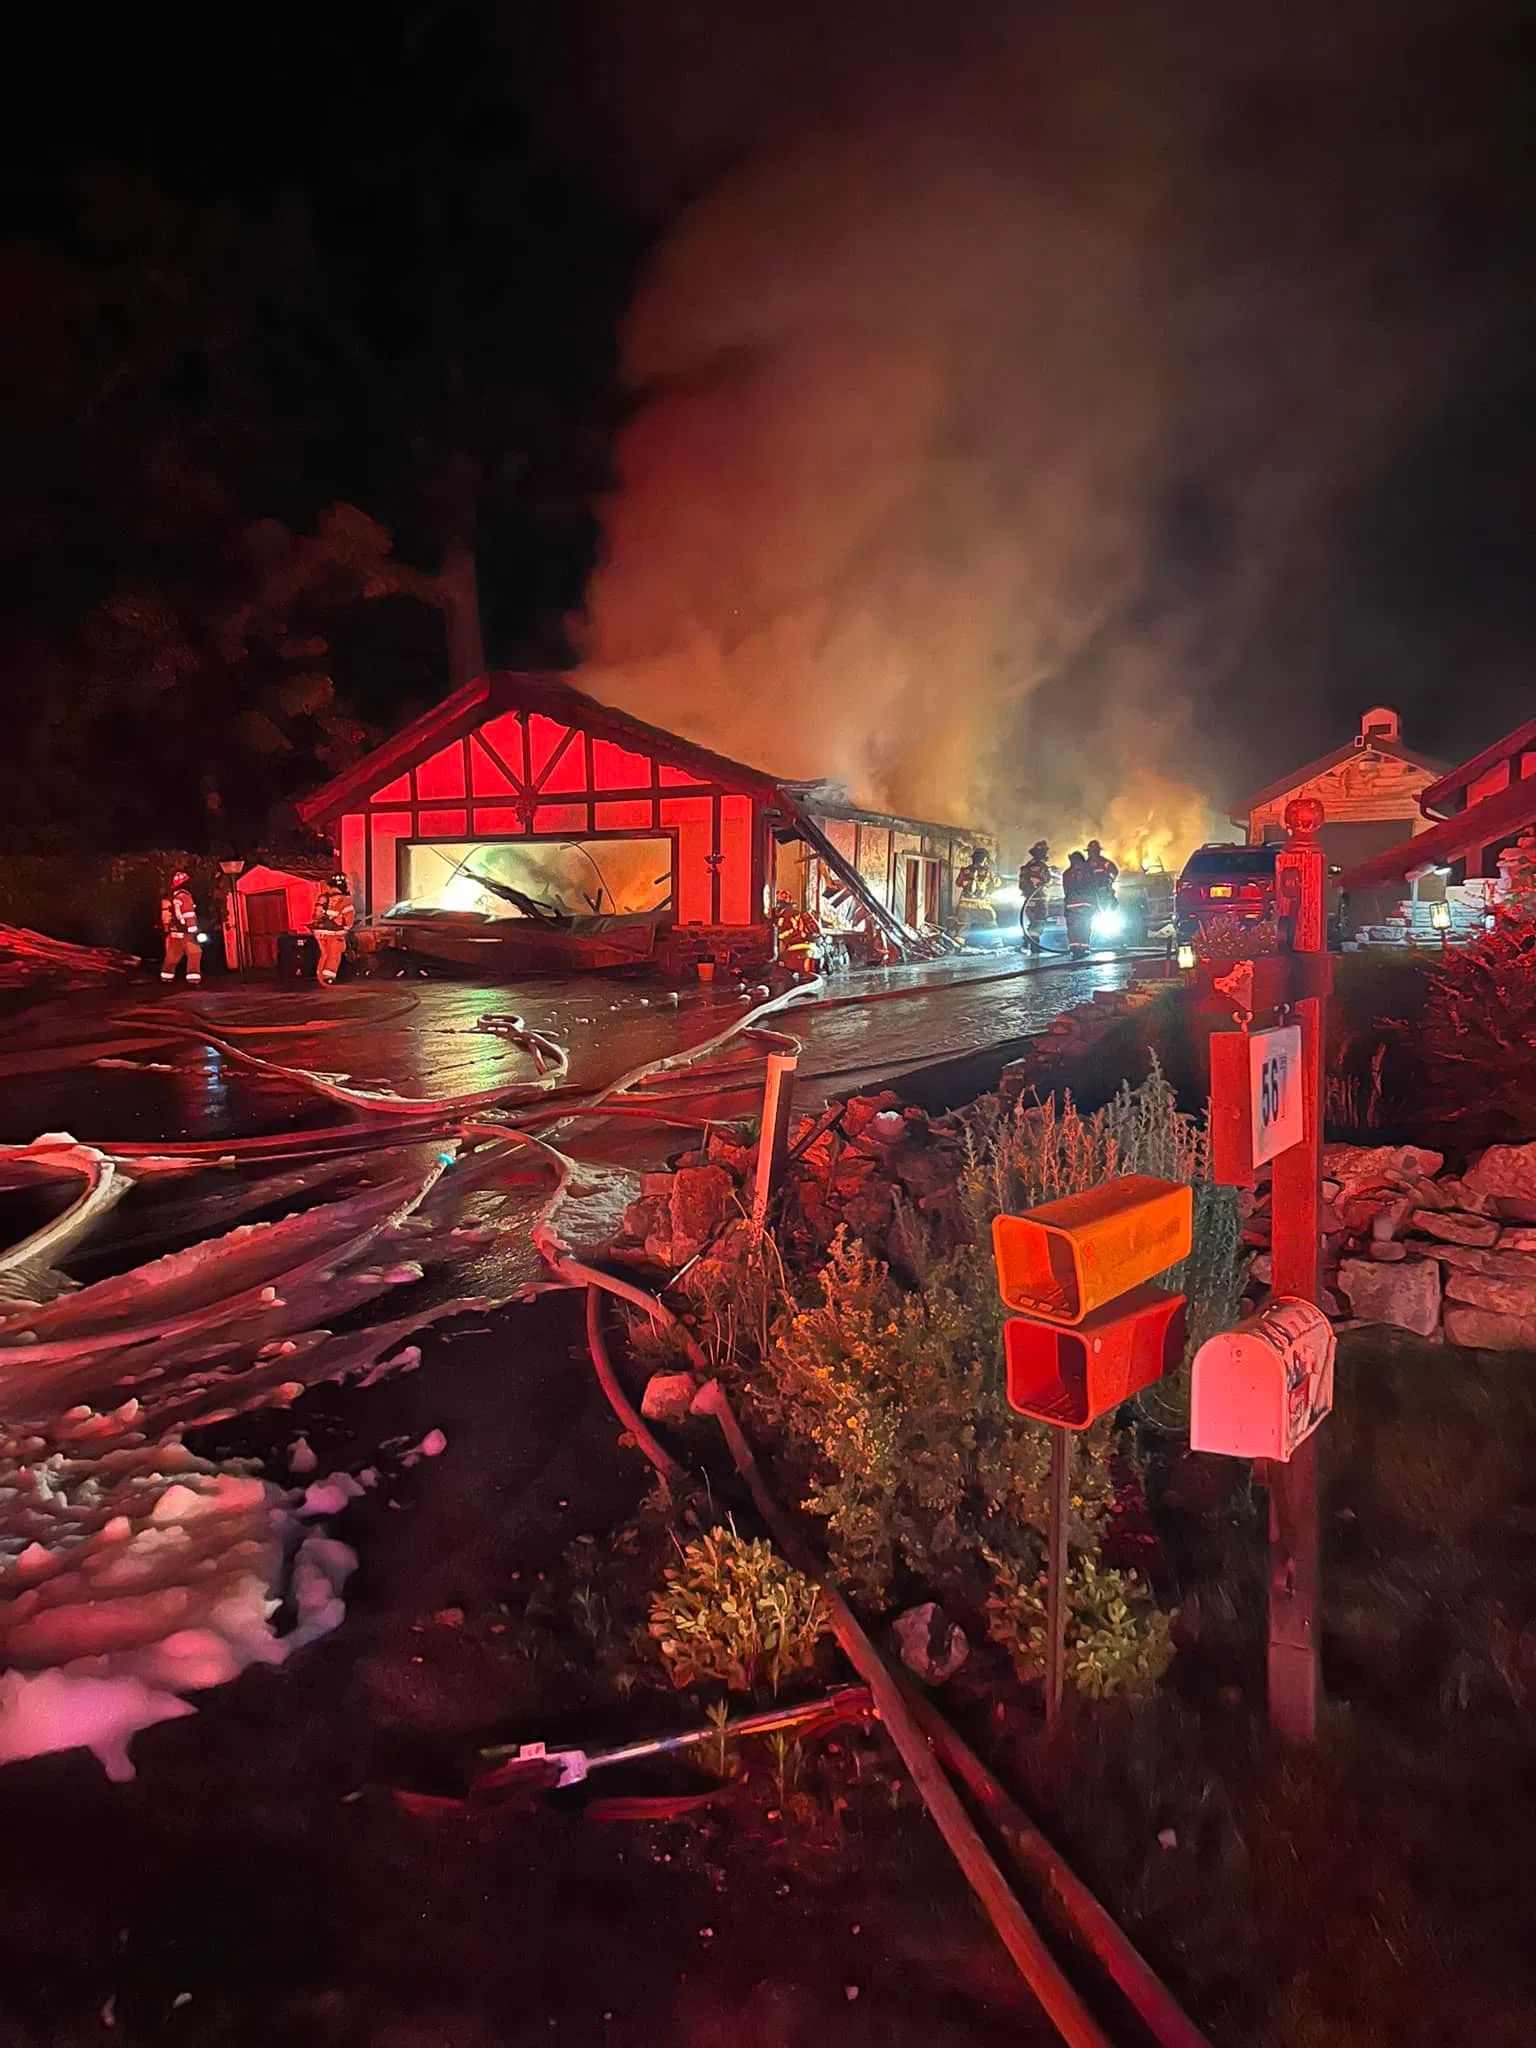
[1250,1024,1302,1167]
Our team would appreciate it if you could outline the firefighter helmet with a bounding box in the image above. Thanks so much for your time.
[1029,840,1048,859]
[171,869,189,886]
[330,873,349,892]
[1087,840,1102,858]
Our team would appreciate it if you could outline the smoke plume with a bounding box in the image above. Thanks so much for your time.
[548,0,1521,856]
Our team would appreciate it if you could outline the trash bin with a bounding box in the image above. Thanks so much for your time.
[275,931,318,980]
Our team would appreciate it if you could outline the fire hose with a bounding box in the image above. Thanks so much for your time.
[1,974,1204,2042]
[527,1220,1206,2048]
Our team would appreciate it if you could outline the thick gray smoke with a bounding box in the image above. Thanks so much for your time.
[541,0,1518,854]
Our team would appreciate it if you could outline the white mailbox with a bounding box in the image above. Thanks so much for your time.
[1190,1298,1334,1462]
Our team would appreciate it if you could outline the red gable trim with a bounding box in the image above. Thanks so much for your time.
[1231,738,1447,824]
[1419,714,1536,816]
[1337,771,1536,889]
[297,678,490,825]
[298,672,783,826]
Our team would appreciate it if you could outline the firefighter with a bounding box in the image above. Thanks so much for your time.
[1019,840,1052,955]
[1085,839,1119,909]
[955,845,994,904]
[954,845,998,936]
[159,870,203,985]
[310,873,356,985]
[772,892,820,977]
[1062,850,1096,958]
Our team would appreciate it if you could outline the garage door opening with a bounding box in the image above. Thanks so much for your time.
[396,837,674,923]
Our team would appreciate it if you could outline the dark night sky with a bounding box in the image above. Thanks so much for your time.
[5,0,1536,841]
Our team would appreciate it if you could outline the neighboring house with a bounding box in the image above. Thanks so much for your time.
[295,671,987,974]
[1337,711,1536,915]
[1416,713,1536,862]
[1230,708,1447,868]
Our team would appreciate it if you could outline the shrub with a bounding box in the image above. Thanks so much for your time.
[756,1229,1111,1600]
[648,1521,831,1694]
[984,1546,1176,1700]
[1422,902,1536,1141]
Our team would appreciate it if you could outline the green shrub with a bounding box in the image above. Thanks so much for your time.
[756,1229,1112,1600]
[984,1546,1176,1700]
[648,1521,831,1694]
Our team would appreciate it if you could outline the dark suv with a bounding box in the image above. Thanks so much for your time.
[1175,843,1278,944]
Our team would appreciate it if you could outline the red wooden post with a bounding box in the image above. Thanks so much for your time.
[1266,798,1328,1741]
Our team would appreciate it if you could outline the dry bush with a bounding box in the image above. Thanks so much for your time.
[1421,901,1536,1141]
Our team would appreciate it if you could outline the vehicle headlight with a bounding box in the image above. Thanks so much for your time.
[989,885,1023,908]
[1090,909,1124,939]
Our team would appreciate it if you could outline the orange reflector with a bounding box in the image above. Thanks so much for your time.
[1004,1285,1186,1429]
[991,1176,1193,1325]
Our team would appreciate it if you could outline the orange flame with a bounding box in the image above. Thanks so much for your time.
[1098,770,1225,873]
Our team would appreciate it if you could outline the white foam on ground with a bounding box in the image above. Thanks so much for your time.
[0,1462,359,1780]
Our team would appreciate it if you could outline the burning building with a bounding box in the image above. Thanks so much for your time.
[296,672,990,975]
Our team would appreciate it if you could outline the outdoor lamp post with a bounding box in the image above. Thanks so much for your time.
[219,859,246,981]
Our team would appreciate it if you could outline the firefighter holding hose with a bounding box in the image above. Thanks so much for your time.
[159,869,203,985]
[311,872,356,985]
[1019,840,1052,955]
[1062,851,1097,958]
[1086,840,1119,908]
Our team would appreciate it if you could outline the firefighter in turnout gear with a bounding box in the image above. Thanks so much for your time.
[160,871,202,984]
[1085,840,1119,909]
[954,845,998,937]
[772,892,820,977]
[1019,840,1052,954]
[311,873,356,984]
[1062,850,1096,958]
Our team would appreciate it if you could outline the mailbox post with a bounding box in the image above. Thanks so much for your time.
[1193,796,1329,1742]
[1267,800,1327,1742]
[993,1179,1191,1726]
